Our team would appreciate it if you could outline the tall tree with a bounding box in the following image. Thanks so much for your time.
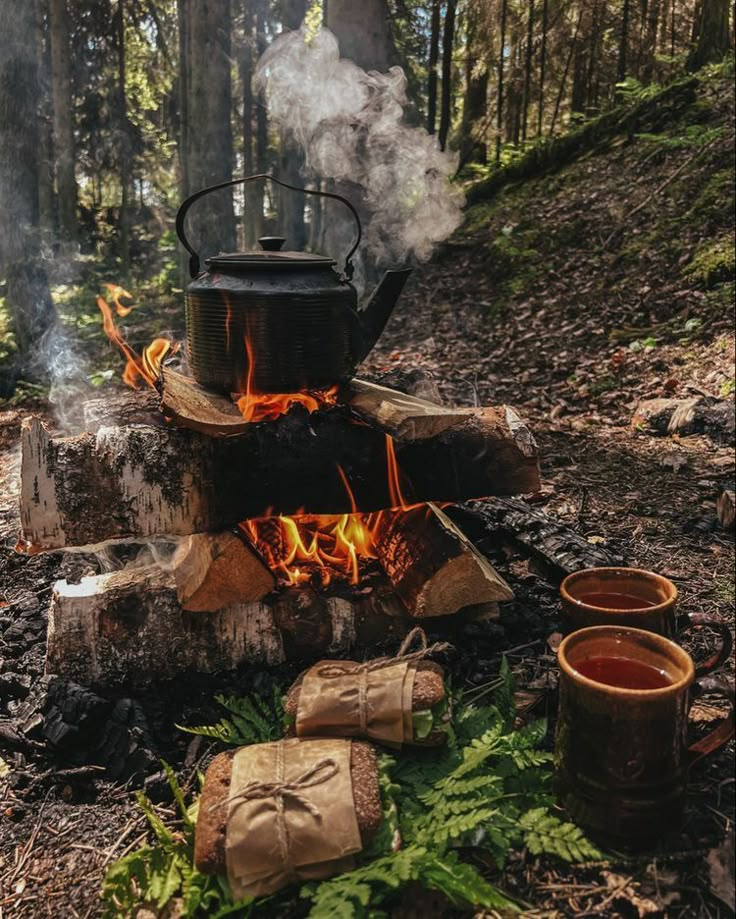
[426,0,441,135]
[279,0,308,249]
[184,0,236,261]
[115,0,132,278]
[688,0,732,69]
[49,0,78,245]
[617,0,631,83]
[536,0,549,136]
[438,0,458,151]
[521,0,536,142]
[641,0,661,80]
[0,0,56,365]
[326,0,397,71]
[495,0,509,163]
[459,1,489,164]
[239,0,257,248]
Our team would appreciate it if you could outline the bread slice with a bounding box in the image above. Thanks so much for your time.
[194,741,380,875]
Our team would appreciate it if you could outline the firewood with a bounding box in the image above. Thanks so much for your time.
[21,393,540,548]
[451,497,625,584]
[157,368,248,436]
[82,387,160,431]
[632,397,735,442]
[45,565,412,686]
[372,503,513,618]
[717,490,735,531]
[172,531,275,612]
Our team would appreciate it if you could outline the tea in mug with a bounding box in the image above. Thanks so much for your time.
[574,655,672,690]
[576,592,658,611]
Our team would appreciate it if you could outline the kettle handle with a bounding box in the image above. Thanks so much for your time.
[175,173,362,280]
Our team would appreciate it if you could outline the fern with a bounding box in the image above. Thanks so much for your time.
[104,665,602,917]
[178,689,284,746]
[519,809,603,863]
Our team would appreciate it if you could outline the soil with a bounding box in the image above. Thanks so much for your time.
[1,74,734,917]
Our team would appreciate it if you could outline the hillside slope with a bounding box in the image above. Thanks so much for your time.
[369,66,735,426]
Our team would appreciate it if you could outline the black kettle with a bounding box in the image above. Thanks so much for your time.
[175,174,412,394]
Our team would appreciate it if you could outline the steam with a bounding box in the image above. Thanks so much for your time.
[255,27,464,268]
[35,322,92,433]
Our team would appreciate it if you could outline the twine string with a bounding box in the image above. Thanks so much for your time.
[316,627,452,679]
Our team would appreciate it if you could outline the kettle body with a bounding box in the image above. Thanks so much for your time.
[176,175,412,394]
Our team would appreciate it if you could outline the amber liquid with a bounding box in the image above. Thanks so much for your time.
[575,656,672,689]
[577,592,657,610]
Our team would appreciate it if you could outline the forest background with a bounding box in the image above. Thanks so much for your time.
[0,0,732,405]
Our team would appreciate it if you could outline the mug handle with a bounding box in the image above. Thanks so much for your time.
[687,674,735,767]
[678,612,733,677]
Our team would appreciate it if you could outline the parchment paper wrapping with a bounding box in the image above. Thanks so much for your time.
[295,660,417,746]
[225,738,362,898]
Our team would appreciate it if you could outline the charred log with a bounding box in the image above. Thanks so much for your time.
[451,497,624,584]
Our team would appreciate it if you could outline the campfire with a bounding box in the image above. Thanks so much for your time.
[20,181,541,686]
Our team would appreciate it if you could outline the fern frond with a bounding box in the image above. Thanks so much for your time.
[519,809,603,862]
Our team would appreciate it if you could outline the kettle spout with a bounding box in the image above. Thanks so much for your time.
[356,268,413,362]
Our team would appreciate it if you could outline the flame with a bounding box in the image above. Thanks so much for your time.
[242,512,376,587]
[386,434,411,510]
[234,330,339,422]
[103,283,135,317]
[241,449,416,587]
[97,285,178,389]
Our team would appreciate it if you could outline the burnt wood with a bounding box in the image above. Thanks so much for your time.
[451,497,625,584]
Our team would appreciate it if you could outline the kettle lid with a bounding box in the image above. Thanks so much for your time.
[206,236,335,271]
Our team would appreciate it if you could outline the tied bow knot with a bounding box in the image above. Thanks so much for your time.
[210,756,339,818]
[316,627,452,679]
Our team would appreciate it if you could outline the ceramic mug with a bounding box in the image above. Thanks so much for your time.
[555,625,734,845]
[560,567,732,676]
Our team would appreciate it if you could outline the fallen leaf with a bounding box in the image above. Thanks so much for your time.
[708,836,735,911]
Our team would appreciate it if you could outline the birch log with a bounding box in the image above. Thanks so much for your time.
[46,566,412,686]
[21,395,539,548]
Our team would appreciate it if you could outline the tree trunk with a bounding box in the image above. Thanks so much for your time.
[550,4,584,133]
[0,0,56,364]
[326,0,397,71]
[239,1,257,248]
[438,0,457,152]
[641,0,661,80]
[115,0,131,280]
[688,0,732,69]
[521,0,536,142]
[49,0,77,245]
[617,0,631,83]
[254,0,269,240]
[186,0,236,260]
[177,0,191,282]
[537,0,549,136]
[496,0,509,164]
[426,0,441,135]
[35,0,56,243]
[458,2,488,164]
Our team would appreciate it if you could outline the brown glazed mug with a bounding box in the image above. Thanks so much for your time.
[560,567,733,676]
[555,625,735,845]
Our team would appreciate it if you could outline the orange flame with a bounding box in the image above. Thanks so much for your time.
[234,330,339,422]
[96,286,178,389]
[242,512,377,587]
[103,283,135,317]
[386,434,411,510]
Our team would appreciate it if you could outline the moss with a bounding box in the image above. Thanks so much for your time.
[484,228,540,292]
[687,168,735,225]
[686,235,735,288]
[463,201,500,233]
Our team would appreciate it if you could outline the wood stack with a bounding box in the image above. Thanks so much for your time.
[21,373,540,686]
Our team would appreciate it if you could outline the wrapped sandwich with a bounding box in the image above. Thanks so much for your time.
[194,738,399,897]
[284,627,451,747]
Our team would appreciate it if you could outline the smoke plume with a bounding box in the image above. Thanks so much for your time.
[255,27,464,268]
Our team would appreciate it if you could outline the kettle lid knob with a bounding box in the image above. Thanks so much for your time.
[259,236,286,252]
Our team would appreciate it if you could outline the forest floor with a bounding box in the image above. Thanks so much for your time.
[0,69,734,917]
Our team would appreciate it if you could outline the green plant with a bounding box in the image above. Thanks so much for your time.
[178,689,284,746]
[104,661,601,917]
